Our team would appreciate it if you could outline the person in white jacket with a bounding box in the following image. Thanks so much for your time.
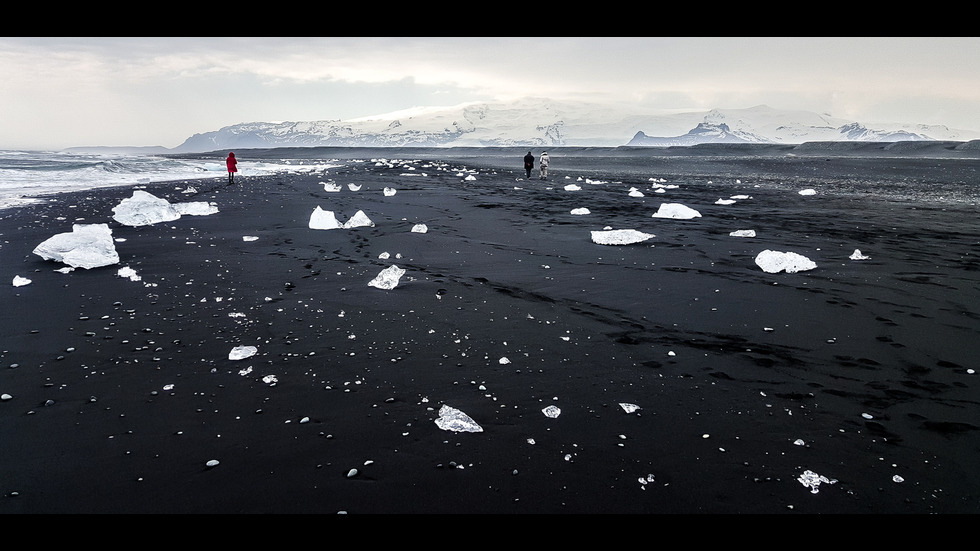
[539,151,550,179]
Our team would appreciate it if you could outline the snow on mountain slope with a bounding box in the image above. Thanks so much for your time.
[172,98,980,152]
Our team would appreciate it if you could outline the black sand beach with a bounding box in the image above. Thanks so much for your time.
[1,146,979,514]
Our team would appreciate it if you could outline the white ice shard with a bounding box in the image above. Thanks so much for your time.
[628,188,644,197]
[342,210,374,228]
[434,404,483,433]
[652,203,702,219]
[411,223,428,233]
[309,206,342,229]
[715,198,736,205]
[33,223,120,269]
[755,250,817,273]
[383,187,397,196]
[112,190,181,226]
[228,345,258,360]
[12,275,31,287]
[797,469,837,494]
[368,265,406,290]
[173,201,219,216]
[564,184,582,191]
[619,403,641,413]
[591,229,655,245]
[322,182,342,192]
[542,405,561,418]
[729,229,756,238]
[347,183,361,191]
[117,266,141,281]
[799,189,817,196]
[310,207,374,229]
[849,249,871,260]
[570,207,590,215]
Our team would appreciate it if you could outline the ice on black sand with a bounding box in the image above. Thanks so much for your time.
[754,250,817,273]
[33,223,120,269]
[229,346,258,360]
[434,405,483,433]
[112,190,217,226]
[652,203,701,219]
[591,229,655,245]
[368,265,406,290]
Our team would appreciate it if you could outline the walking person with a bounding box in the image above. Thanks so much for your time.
[226,152,238,185]
[539,151,550,180]
[523,151,534,179]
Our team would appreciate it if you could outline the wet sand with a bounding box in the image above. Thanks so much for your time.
[1,150,978,514]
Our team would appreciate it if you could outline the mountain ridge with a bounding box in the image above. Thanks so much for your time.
[125,98,980,153]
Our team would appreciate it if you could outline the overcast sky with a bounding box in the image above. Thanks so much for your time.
[2,36,978,150]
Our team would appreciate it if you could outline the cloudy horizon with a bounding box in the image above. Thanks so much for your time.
[2,37,979,150]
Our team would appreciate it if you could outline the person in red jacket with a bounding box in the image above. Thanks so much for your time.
[226,152,238,184]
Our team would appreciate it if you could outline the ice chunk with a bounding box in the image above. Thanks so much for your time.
[797,469,837,494]
[849,249,871,260]
[714,198,736,205]
[628,188,644,197]
[309,206,342,230]
[799,189,817,196]
[347,183,361,191]
[342,210,374,228]
[33,223,120,269]
[173,201,218,216]
[411,223,428,233]
[652,203,701,219]
[368,265,406,290]
[434,405,483,433]
[729,230,756,238]
[755,250,817,273]
[242,236,259,241]
[619,403,641,413]
[564,184,582,191]
[117,266,141,282]
[309,208,373,230]
[112,190,181,226]
[322,182,342,192]
[228,345,257,360]
[383,187,397,196]
[12,275,31,287]
[542,405,561,418]
[591,229,655,245]
[570,207,590,215]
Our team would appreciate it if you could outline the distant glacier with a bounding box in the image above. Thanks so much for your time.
[167,98,980,153]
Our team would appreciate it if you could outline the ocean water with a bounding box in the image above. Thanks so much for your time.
[0,150,317,209]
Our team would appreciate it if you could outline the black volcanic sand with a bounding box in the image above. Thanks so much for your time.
[1,149,979,514]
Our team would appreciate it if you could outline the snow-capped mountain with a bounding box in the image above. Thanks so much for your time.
[172,98,980,152]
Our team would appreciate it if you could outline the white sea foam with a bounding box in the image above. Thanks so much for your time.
[0,150,334,210]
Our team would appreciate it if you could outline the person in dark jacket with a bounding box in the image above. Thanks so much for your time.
[523,151,534,178]
[226,152,238,184]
